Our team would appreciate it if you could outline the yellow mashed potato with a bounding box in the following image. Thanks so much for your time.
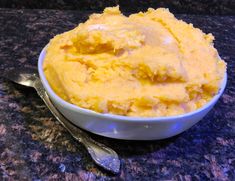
[43,7,226,117]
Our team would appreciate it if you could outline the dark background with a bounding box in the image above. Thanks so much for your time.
[0,0,235,15]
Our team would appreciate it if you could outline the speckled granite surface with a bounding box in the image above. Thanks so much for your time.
[0,8,234,180]
[0,0,235,15]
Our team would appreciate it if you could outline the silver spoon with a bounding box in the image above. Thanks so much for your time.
[2,69,120,174]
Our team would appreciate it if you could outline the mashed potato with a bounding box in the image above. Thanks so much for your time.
[43,7,226,117]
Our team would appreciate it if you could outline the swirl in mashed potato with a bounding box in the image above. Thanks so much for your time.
[43,7,226,117]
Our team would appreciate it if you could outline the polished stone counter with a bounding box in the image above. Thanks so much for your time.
[0,8,234,180]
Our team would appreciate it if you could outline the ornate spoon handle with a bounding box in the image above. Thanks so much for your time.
[34,78,120,174]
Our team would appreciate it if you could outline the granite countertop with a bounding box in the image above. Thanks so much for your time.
[1,0,235,15]
[0,8,234,180]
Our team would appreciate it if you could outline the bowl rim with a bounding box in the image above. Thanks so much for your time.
[38,46,227,122]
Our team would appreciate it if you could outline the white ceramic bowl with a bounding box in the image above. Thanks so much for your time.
[38,48,227,140]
